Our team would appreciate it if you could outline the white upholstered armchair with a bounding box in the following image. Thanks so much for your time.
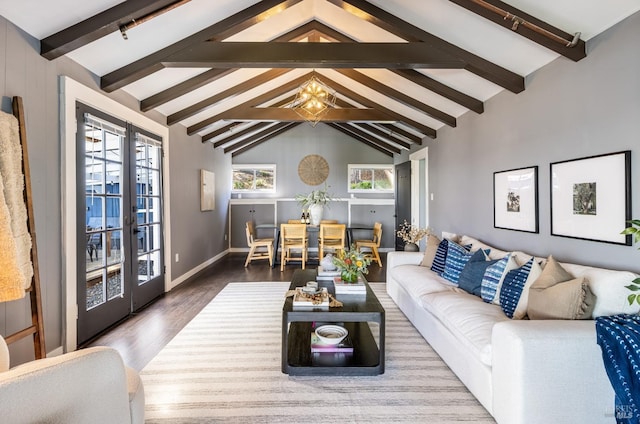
[0,335,144,424]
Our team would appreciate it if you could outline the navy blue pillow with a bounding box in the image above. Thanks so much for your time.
[458,249,497,297]
[430,239,449,275]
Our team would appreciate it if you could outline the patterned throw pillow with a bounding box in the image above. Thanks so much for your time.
[442,242,474,284]
[499,258,543,319]
[481,253,518,304]
[430,239,449,275]
[458,249,497,297]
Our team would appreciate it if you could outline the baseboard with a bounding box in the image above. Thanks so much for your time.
[169,249,229,291]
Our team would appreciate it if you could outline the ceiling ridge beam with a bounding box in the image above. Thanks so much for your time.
[335,69,456,127]
[216,107,393,122]
[306,20,484,114]
[161,42,466,69]
[101,0,302,92]
[327,0,524,93]
[140,20,325,111]
[448,0,585,61]
[167,68,291,125]
[327,124,394,157]
[40,0,185,60]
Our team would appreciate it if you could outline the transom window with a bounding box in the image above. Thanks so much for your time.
[348,164,394,192]
[232,164,276,192]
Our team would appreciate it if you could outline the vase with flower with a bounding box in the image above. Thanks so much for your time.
[332,245,371,283]
[295,184,333,226]
[396,220,431,251]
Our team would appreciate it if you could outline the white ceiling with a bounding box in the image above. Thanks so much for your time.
[1,0,638,153]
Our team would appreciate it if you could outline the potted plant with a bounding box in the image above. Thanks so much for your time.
[396,220,430,251]
[621,219,640,305]
[295,184,333,225]
[332,245,371,283]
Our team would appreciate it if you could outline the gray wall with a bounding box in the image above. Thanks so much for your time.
[232,123,393,199]
[420,11,640,272]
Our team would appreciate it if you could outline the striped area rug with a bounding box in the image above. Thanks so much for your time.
[141,282,495,423]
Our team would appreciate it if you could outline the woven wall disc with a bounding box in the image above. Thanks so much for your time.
[298,154,329,185]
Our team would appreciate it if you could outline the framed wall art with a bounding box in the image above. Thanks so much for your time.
[550,151,631,245]
[200,169,215,211]
[493,166,539,233]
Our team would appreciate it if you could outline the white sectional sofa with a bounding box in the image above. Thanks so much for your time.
[386,236,640,424]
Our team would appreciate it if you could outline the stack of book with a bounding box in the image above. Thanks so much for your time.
[333,276,367,294]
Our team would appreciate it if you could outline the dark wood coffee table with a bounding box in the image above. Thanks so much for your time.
[281,269,385,376]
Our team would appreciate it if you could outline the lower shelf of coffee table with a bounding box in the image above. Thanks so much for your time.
[285,321,382,376]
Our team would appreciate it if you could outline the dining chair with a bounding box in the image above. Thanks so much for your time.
[280,223,307,271]
[244,221,274,267]
[318,223,346,260]
[355,221,383,267]
[320,219,338,224]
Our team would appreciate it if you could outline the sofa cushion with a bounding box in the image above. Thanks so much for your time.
[391,264,457,298]
[499,258,543,319]
[442,242,474,284]
[561,263,640,317]
[430,239,449,275]
[481,253,519,304]
[458,250,497,297]
[420,290,510,366]
[420,234,441,268]
[527,256,596,320]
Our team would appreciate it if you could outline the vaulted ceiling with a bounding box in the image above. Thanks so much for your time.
[2,0,639,156]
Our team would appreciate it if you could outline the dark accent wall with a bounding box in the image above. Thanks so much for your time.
[419,11,640,272]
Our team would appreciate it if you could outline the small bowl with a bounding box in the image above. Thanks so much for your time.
[315,325,348,345]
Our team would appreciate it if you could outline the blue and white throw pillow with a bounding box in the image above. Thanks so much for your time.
[499,258,543,319]
[458,249,496,297]
[442,242,474,284]
[481,253,518,304]
[430,239,449,275]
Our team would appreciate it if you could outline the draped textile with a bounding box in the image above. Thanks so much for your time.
[596,314,640,424]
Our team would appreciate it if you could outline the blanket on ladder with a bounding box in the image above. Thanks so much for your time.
[0,110,32,301]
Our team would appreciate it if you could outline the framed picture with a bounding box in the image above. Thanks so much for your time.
[550,151,631,245]
[200,169,215,211]
[493,166,538,233]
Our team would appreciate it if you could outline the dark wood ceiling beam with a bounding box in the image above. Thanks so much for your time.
[201,123,238,143]
[231,124,299,157]
[140,20,325,111]
[306,20,485,114]
[327,124,394,157]
[100,0,302,92]
[214,123,272,148]
[40,0,185,60]
[335,124,402,154]
[378,123,423,144]
[167,68,291,125]
[162,41,466,69]
[327,0,524,93]
[448,0,585,61]
[187,73,313,134]
[354,123,410,149]
[335,69,456,127]
[318,74,433,140]
[224,122,291,153]
[390,69,484,114]
[217,107,394,122]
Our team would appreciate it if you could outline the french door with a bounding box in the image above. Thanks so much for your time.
[77,103,164,344]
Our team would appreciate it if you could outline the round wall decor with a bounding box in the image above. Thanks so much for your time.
[298,154,329,185]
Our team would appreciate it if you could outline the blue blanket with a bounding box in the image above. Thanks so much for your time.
[596,314,640,424]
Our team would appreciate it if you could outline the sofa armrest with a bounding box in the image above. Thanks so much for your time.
[0,347,136,424]
[386,251,423,271]
[492,320,613,424]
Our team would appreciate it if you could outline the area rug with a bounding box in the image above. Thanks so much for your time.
[141,282,495,423]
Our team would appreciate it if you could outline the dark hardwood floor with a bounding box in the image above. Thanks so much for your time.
[87,252,387,371]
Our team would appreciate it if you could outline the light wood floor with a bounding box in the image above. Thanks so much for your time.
[86,252,388,371]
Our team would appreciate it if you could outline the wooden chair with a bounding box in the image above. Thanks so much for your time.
[280,223,307,271]
[355,222,383,267]
[244,221,274,267]
[320,219,338,224]
[319,223,346,260]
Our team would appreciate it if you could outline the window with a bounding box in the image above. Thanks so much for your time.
[232,165,276,192]
[348,164,394,192]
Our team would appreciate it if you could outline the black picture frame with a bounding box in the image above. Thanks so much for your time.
[550,151,631,245]
[493,166,539,233]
